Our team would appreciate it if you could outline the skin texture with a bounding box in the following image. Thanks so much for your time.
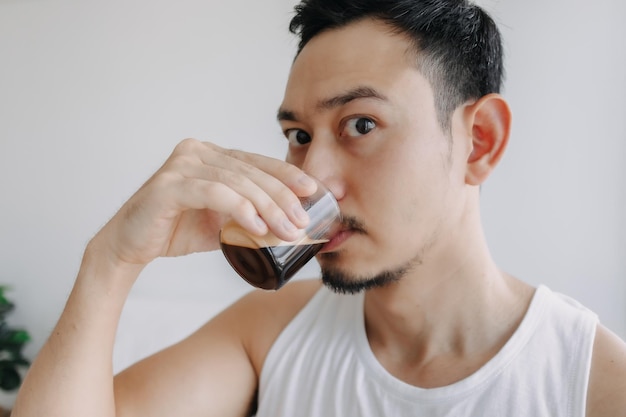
[12,18,626,417]
[279,17,531,388]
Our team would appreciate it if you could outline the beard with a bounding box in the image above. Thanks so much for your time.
[320,256,419,294]
[319,214,430,294]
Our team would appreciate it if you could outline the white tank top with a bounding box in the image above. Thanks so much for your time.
[256,285,597,417]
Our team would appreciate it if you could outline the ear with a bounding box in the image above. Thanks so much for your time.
[463,94,512,186]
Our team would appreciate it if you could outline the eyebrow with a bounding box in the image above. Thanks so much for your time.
[277,86,388,122]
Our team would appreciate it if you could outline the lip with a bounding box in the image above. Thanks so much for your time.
[320,229,353,253]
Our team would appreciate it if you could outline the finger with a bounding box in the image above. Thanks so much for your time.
[173,179,271,237]
[170,165,306,241]
[170,140,313,230]
[194,141,318,196]
[223,147,318,196]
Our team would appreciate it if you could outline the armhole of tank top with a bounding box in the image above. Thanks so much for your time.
[567,305,598,417]
[258,285,328,387]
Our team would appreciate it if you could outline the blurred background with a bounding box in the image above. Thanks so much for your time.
[0,0,624,403]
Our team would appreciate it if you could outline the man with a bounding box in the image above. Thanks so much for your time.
[13,0,626,416]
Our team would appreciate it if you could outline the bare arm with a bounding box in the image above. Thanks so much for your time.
[10,250,141,417]
[586,324,626,417]
[11,139,316,417]
[113,294,259,417]
[112,279,321,417]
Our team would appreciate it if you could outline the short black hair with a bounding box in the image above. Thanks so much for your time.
[289,0,504,131]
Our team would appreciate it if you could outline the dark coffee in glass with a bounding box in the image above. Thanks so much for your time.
[220,179,340,290]
[221,239,327,290]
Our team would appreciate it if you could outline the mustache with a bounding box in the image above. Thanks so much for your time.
[340,214,367,234]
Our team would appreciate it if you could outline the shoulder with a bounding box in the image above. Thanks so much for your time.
[113,279,322,416]
[586,324,626,417]
[218,278,324,375]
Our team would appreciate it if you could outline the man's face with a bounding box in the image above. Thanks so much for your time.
[278,19,472,291]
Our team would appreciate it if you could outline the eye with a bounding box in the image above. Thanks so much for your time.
[285,129,311,146]
[343,117,376,138]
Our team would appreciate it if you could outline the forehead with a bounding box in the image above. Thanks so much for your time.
[282,19,428,112]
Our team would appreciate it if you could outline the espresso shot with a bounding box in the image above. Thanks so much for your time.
[220,237,328,290]
[219,177,341,290]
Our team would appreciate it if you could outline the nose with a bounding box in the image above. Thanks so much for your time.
[301,138,346,201]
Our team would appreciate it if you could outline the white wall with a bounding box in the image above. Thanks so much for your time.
[0,0,306,380]
[0,0,624,388]
[480,0,626,337]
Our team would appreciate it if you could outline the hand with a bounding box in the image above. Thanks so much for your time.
[89,139,317,269]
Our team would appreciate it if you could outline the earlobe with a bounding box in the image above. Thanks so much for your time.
[464,94,512,186]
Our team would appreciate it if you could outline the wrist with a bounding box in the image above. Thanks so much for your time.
[79,239,145,296]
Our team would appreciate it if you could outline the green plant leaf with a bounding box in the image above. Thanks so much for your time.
[0,365,21,391]
[0,285,30,392]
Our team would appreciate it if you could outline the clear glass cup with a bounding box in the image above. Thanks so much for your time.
[220,178,341,290]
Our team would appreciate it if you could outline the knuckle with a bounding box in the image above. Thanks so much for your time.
[221,147,234,157]
[232,196,255,217]
[223,147,242,158]
[174,138,201,154]
[254,197,275,214]
[203,181,228,199]
[276,185,299,205]
[255,198,283,223]
[168,153,197,170]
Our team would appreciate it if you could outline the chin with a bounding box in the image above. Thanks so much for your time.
[320,263,407,295]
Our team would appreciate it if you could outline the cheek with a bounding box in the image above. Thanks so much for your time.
[363,152,448,233]
[351,160,413,232]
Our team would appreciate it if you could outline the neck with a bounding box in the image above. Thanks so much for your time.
[363,201,534,387]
